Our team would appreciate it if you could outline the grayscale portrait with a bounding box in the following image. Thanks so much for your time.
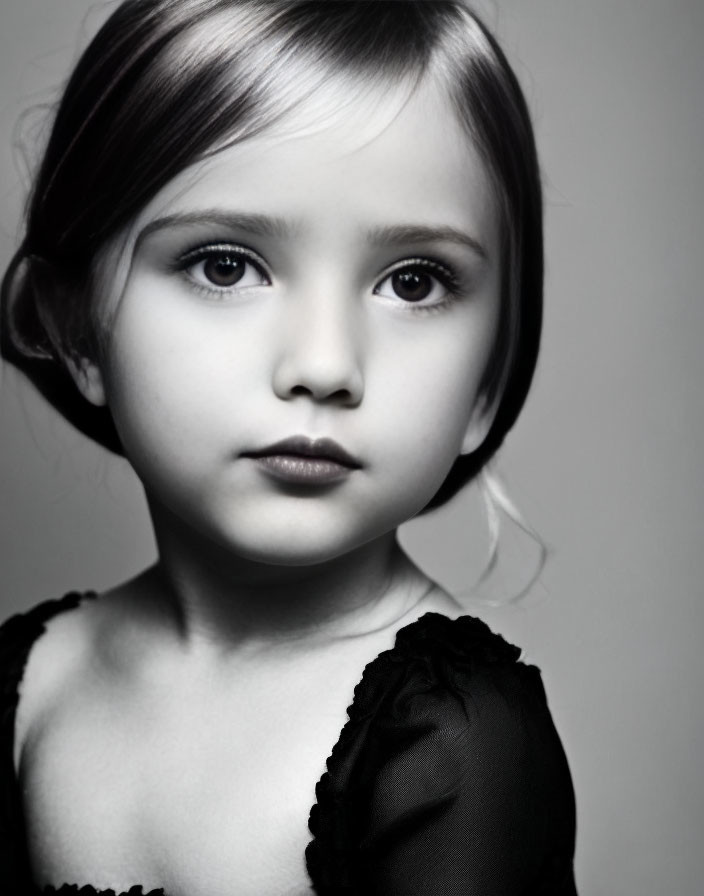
[0,2,701,894]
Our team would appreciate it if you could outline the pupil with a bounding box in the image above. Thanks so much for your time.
[204,255,244,286]
[392,269,432,302]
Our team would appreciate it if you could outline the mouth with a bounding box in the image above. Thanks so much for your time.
[242,436,362,485]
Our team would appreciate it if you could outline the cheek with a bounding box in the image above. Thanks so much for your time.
[98,304,227,465]
[374,319,493,447]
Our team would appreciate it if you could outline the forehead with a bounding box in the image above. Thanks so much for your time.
[112,74,498,272]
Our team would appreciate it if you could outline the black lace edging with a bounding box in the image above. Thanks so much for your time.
[42,887,164,896]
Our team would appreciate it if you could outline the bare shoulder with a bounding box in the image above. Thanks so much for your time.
[13,572,158,770]
[15,596,96,754]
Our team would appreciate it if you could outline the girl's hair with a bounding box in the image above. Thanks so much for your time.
[0,0,542,512]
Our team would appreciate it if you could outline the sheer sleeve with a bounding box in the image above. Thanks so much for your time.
[307,613,577,895]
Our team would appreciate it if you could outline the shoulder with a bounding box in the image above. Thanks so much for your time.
[6,574,186,774]
[3,571,168,717]
[355,612,557,784]
[0,593,99,769]
[350,610,538,726]
[380,611,574,813]
[376,611,572,800]
[0,592,97,695]
[308,611,577,894]
[0,597,94,896]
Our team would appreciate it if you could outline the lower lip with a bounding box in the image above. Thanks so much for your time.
[248,454,357,485]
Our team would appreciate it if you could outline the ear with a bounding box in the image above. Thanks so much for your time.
[65,355,107,407]
[459,391,500,456]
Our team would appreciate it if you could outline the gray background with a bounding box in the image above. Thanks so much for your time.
[1,1,702,893]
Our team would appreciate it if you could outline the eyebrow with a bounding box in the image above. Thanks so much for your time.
[366,224,488,260]
[134,210,487,259]
[135,210,295,249]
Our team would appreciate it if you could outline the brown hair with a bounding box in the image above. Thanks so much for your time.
[0,0,542,510]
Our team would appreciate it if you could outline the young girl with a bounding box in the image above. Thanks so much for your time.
[0,1,577,894]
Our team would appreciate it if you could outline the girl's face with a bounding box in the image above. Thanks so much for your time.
[83,77,501,566]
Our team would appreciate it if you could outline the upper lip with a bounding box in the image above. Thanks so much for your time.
[243,436,362,468]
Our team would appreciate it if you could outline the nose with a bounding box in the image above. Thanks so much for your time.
[271,291,364,407]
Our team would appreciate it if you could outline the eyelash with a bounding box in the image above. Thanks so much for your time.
[175,243,271,295]
[373,257,463,312]
[173,243,463,309]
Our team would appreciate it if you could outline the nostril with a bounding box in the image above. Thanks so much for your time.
[289,383,355,403]
[329,387,354,404]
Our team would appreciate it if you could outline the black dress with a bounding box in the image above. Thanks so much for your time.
[0,593,577,895]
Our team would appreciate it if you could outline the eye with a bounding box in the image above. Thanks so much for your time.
[374,259,459,305]
[178,244,270,291]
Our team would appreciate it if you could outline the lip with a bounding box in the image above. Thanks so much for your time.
[242,436,362,485]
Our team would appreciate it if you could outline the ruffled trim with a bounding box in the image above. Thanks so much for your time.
[305,611,523,894]
[42,888,164,896]
[0,592,97,893]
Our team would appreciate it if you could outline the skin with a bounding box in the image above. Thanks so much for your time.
[19,74,504,895]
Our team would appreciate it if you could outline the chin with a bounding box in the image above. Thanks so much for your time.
[227,536,371,569]
[210,517,395,569]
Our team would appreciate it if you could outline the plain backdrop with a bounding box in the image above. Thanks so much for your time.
[1,2,703,894]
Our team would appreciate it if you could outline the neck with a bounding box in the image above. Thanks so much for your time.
[142,502,431,652]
